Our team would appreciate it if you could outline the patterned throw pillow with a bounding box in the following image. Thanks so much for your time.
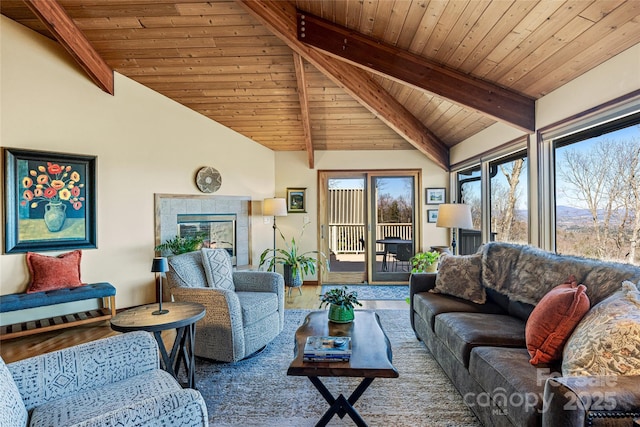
[431,253,486,304]
[562,281,640,376]
[201,248,235,291]
[525,277,590,365]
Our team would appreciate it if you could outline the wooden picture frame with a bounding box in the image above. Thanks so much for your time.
[427,209,439,223]
[3,148,97,253]
[425,188,446,205]
[287,187,306,213]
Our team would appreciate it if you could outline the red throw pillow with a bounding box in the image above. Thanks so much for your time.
[26,250,84,293]
[525,276,590,365]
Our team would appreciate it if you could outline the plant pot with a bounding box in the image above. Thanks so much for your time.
[425,262,438,273]
[328,304,354,323]
[283,264,303,288]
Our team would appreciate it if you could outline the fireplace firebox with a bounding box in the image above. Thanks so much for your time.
[177,213,237,266]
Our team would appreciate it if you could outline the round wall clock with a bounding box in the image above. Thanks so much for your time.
[195,166,222,193]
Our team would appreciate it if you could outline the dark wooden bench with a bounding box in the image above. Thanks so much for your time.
[0,282,116,340]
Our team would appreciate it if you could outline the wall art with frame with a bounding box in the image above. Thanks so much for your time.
[286,187,306,213]
[427,209,439,223]
[425,187,446,205]
[3,148,97,253]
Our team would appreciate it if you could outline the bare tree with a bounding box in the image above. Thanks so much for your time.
[558,137,639,263]
[497,159,525,242]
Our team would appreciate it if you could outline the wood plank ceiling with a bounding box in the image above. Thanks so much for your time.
[3,0,640,170]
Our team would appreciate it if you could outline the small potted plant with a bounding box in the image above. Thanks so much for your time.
[155,233,207,256]
[410,250,440,273]
[319,286,362,323]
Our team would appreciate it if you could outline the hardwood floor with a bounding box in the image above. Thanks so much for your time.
[0,285,408,363]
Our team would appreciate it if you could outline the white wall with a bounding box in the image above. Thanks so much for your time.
[273,150,449,280]
[0,17,276,307]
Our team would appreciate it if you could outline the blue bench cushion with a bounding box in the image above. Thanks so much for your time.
[0,283,115,313]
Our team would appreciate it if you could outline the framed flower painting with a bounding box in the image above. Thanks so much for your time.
[3,148,97,253]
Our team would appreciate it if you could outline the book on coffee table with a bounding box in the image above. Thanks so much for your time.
[303,336,351,362]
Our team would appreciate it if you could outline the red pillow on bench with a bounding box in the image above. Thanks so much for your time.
[26,250,84,293]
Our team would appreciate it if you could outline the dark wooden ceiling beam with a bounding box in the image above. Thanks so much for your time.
[296,11,535,133]
[22,0,114,95]
[237,0,449,171]
[293,53,314,169]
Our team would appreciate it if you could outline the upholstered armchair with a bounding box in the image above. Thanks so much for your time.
[165,248,285,363]
[1,331,208,427]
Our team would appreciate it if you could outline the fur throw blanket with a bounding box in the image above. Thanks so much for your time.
[481,242,640,306]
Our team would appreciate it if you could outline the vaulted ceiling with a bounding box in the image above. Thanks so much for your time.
[3,0,640,170]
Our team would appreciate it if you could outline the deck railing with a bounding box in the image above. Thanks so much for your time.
[329,223,413,254]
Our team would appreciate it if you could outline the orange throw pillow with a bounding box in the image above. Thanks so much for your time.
[525,276,590,365]
[26,250,84,293]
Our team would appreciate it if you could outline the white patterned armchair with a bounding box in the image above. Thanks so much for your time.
[1,331,208,427]
[166,248,285,363]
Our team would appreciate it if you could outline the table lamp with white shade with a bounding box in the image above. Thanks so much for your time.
[263,198,288,271]
[436,203,473,255]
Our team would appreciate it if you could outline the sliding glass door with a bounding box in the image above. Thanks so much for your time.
[370,174,417,283]
[319,170,420,285]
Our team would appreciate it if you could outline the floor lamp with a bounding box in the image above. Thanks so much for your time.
[263,198,287,271]
[436,203,473,255]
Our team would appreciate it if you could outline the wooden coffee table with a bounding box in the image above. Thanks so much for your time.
[287,310,399,427]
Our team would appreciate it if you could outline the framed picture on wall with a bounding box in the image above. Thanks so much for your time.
[425,188,446,205]
[287,187,306,213]
[427,209,439,223]
[3,148,97,253]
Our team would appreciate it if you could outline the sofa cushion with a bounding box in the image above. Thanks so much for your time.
[525,277,590,365]
[469,347,550,427]
[26,250,84,293]
[0,358,27,427]
[167,251,207,288]
[433,253,486,304]
[236,291,279,326]
[413,292,504,331]
[29,369,182,426]
[562,280,640,376]
[201,248,235,291]
[481,242,640,306]
[434,312,526,368]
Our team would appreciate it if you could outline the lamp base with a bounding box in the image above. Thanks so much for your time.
[152,309,169,315]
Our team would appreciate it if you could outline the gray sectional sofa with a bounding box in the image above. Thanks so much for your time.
[410,242,640,427]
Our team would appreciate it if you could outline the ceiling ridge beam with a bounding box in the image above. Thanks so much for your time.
[297,10,535,133]
[237,0,449,171]
[293,53,314,169]
[23,0,114,95]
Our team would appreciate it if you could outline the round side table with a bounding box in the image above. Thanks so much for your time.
[111,301,205,389]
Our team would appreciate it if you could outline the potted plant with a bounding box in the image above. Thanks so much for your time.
[319,286,362,323]
[259,226,329,290]
[155,233,206,255]
[410,250,440,273]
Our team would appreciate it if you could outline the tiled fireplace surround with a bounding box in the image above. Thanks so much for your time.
[154,193,251,266]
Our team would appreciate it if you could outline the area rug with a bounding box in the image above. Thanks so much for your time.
[192,309,481,426]
[320,285,409,300]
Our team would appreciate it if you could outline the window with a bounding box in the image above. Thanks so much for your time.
[553,114,640,264]
[454,145,528,255]
[489,151,528,244]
